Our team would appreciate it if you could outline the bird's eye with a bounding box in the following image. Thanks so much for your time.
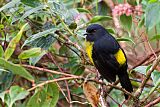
[91,29,96,33]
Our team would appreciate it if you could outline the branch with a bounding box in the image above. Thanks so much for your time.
[130,48,160,70]
[134,55,160,98]
[144,97,160,107]
[22,64,79,77]
[28,76,82,92]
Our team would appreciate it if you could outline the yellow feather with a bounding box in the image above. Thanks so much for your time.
[114,49,126,65]
[85,41,94,64]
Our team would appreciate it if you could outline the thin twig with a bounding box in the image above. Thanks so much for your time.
[22,64,78,77]
[27,76,82,92]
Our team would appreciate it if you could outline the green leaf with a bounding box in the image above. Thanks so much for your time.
[0,0,20,12]
[26,83,59,107]
[18,48,45,60]
[145,3,160,30]
[21,0,41,7]
[116,37,135,44]
[151,70,160,85]
[20,5,44,22]
[22,28,57,47]
[8,86,29,107]
[0,45,4,57]
[120,14,132,31]
[134,66,148,75]
[71,65,85,76]
[138,17,145,28]
[77,8,91,13]
[0,57,34,82]
[4,23,28,60]
[88,16,112,24]
[150,35,160,41]
[29,51,46,65]
[0,92,6,103]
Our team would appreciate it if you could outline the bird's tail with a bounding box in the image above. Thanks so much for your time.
[117,68,133,99]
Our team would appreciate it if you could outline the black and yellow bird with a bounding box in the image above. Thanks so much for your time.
[84,24,133,99]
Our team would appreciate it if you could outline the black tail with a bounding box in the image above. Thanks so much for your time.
[117,68,133,99]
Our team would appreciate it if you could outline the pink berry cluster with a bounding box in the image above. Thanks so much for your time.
[112,3,142,16]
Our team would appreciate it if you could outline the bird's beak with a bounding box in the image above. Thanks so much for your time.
[83,33,88,38]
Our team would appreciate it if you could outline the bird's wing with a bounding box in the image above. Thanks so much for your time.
[92,35,121,82]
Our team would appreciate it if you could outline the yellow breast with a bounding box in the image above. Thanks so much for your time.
[85,41,94,64]
[114,49,126,65]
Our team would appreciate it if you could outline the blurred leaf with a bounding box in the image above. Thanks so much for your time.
[22,28,57,48]
[0,69,13,92]
[88,15,112,24]
[145,3,160,30]
[0,0,20,12]
[7,86,29,107]
[72,87,83,94]
[21,0,41,7]
[120,15,132,31]
[150,35,160,41]
[116,37,135,44]
[29,51,46,65]
[83,82,99,107]
[134,66,148,75]
[69,23,77,30]
[20,5,44,22]
[106,28,115,34]
[59,45,68,55]
[0,45,4,57]
[26,83,59,107]
[18,48,44,59]
[77,8,91,13]
[0,57,34,82]
[149,0,158,3]
[0,91,6,103]
[4,23,28,60]
[138,17,145,28]
[151,70,160,85]
[71,65,85,76]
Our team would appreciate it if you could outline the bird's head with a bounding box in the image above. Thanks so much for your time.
[84,24,107,42]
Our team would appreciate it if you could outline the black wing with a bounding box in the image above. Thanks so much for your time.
[92,34,120,82]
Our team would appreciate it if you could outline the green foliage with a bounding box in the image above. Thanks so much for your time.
[4,23,28,60]
[0,58,34,81]
[120,14,132,31]
[26,83,59,107]
[18,48,44,59]
[145,2,160,31]
[2,86,29,107]
[0,0,160,106]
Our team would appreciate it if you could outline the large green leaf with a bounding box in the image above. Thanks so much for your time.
[18,48,45,60]
[0,58,34,82]
[7,86,29,107]
[88,15,112,24]
[145,3,160,30]
[22,28,57,48]
[4,23,28,60]
[26,83,59,107]
[20,5,44,21]
[21,0,41,7]
[0,0,20,12]
[120,14,132,31]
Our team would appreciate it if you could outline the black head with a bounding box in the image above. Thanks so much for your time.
[84,24,108,42]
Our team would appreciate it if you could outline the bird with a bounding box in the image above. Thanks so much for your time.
[84,24,133,99]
